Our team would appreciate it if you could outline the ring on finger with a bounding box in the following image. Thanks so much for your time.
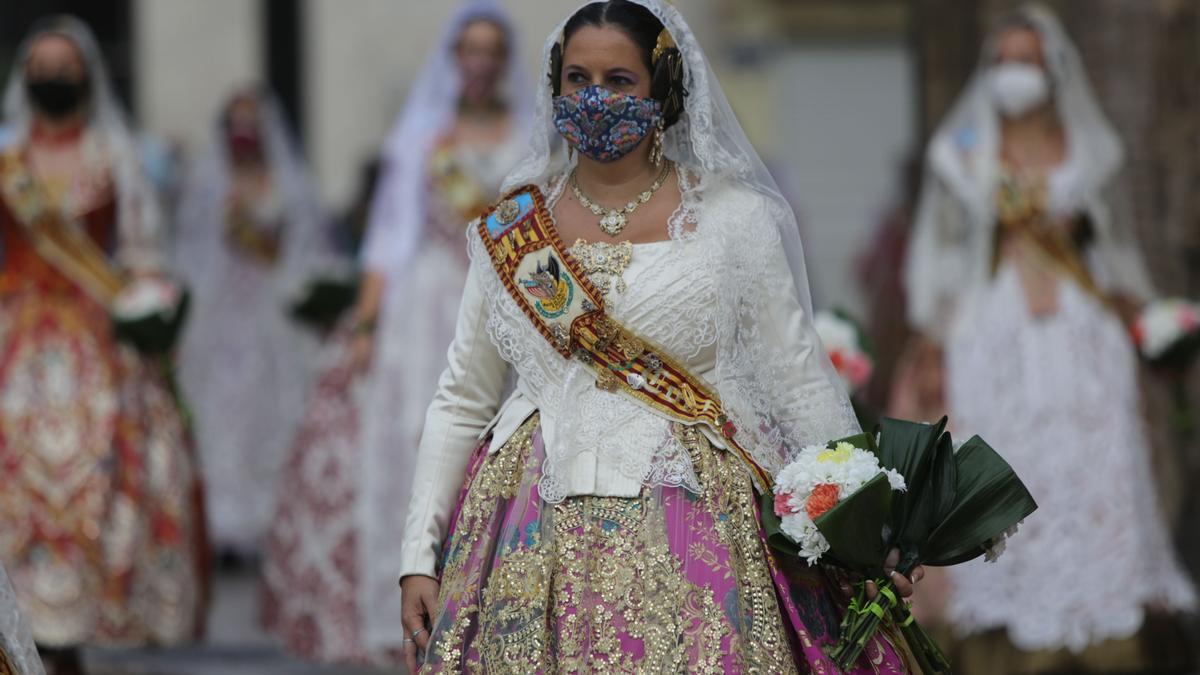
[411,627,427,639]
[403,638,415,644]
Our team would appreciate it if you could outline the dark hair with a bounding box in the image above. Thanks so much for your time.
[455,15,512,58]
[550,0,687,127]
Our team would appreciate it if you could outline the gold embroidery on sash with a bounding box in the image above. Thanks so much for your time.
[0,148,125,306]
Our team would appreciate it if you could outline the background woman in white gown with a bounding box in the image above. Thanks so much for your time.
[259,1,529,665]
[175,87,333,557]
[904,4,1196,672]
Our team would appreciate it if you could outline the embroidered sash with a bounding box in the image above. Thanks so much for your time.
[0,148,125,306]
[993,169,1109,308]
[477,184,774,490]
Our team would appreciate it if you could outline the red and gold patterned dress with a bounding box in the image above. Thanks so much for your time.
[0,148,202,647]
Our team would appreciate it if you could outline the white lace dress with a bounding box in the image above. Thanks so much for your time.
[944,259,1197,653]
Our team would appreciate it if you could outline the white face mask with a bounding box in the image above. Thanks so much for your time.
[989,63,1050,118]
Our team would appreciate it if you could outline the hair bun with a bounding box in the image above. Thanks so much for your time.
[549,40,564,96]
[651,45,687,127]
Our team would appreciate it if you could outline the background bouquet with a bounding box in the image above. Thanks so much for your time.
[814,310,875,395]
[111,276,190,356]
[1133,298,1200,369]
[763,417,1037,673]
[1132,298,1200,436]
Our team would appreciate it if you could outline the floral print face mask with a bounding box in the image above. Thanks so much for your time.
[553,85,663,163]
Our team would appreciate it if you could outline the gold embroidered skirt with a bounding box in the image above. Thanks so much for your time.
[421,414,907,674]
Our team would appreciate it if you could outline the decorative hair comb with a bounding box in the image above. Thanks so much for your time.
[652,28,676,63]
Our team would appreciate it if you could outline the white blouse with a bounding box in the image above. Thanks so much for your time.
[398,180,843,579]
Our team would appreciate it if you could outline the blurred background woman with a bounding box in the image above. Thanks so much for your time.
[0,16,200,675]
[904,4,1196,672]
[175,86,334,560]
[260,0,529,665]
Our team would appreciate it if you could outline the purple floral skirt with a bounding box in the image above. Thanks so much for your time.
[422,414,908,674]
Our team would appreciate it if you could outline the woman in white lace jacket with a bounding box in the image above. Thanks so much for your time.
[397,2,921,672]
[904,4,1196,672]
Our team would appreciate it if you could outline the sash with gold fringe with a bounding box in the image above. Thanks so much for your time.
[478,185,774,491]
[0,148,126,307]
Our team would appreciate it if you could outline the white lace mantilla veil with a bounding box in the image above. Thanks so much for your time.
[358,0,531,651]
[0,564,43,675]
[481,0,859,499]
[905,2,1155,336]
[361,0,533,292]
[1,15,166,272]
[174,87,337,307]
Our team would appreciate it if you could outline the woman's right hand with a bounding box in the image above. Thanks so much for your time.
[400,574,440,673]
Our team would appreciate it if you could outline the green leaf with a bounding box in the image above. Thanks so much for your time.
[814,473,896,576]
[877,417,946,554]
[929,428,959,532]
[923,435,1038,566]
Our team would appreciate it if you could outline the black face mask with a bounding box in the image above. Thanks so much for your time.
[26,78,89,120]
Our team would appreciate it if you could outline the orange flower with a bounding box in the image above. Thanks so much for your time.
[806,483,841,521]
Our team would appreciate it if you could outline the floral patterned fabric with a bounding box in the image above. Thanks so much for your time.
[0,178,201,648]
[423,413,907,674]
[552,86,662,163]
[259,325,401,667]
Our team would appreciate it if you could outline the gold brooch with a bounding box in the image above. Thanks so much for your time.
[496,198,521,226]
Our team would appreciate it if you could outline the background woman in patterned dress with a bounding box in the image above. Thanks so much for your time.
[0,16,201,675]
[260,1,529,666]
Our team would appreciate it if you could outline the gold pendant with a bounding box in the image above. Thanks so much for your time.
[595,369,620,391]
[599,210,627,236]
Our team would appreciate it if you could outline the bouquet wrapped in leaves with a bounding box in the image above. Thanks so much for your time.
[110,277,190,356]
[290,275,361,330]
[1133,298,1200,370]
[763,417,1037,673]
[1132,299,1200,436]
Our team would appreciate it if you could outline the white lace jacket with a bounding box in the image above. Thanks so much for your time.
[398,179,855,578]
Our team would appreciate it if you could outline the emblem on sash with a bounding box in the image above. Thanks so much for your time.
[520,253,574,318]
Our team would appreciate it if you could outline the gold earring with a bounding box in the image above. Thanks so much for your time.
[650,121,665,167]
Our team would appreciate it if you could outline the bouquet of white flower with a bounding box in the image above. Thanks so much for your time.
[772,441,907,565]
[763,418,1038,674]
[814,310,874,394]
[110,277,189,355]
[1132,298,1200,436]
[1133,299,1200,368]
